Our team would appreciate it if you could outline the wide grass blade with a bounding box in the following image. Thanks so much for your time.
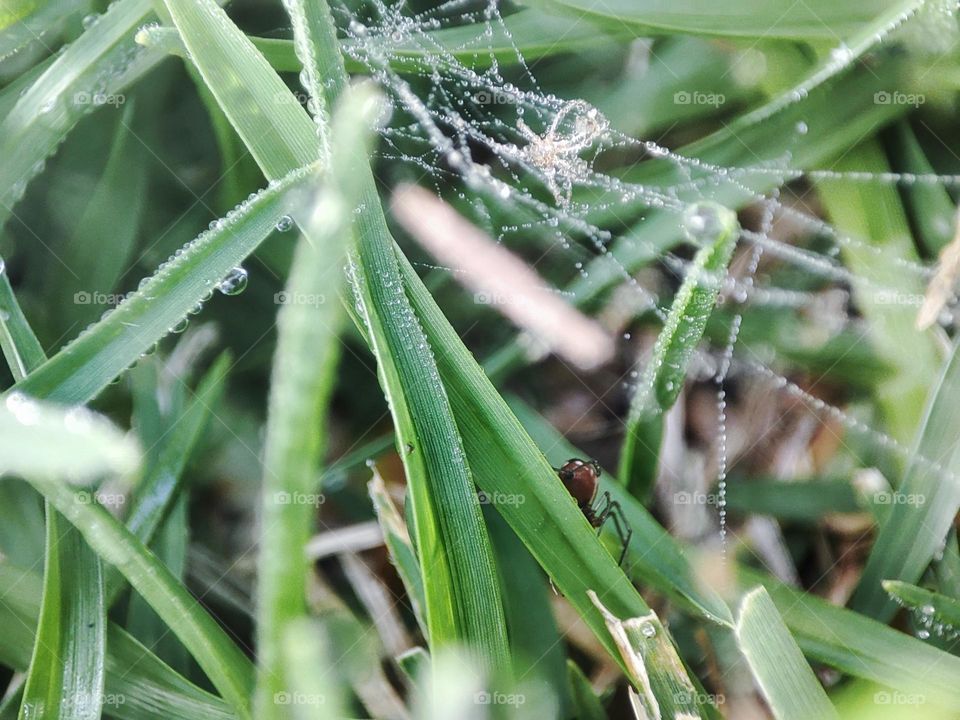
[735,587,838,720]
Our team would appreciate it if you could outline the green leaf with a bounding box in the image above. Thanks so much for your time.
[0,563,236,720]
[0,395,139,481]
[883,580,960,637]
[735,587,838,720]
[9,163,317,404]
[815,139,941,444]
[852,337,960,619]
[526,0,920,41]
[740,567,960,707]
[162,0,317,179]
[566,660,606,720]
[619,202,739,497]
[20,519,105,720]
[0,0,157,232]
[0,266,46,381]
[255,84,379,718]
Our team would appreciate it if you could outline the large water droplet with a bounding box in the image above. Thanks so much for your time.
[217,266,248,296]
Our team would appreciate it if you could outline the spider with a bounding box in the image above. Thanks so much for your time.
[507,100,609,207]
[556,458,632,567]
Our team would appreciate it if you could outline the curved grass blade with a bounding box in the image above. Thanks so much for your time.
[8,163,317,404]
[255,85,378,718]
[852,337,960,619]
[618,202,739,497]
[163,0,511,671]
[734,587,838,720]
[1,280,108,720]
[21,476,256,719]
[162,0,317,179]
[883,580,960,637]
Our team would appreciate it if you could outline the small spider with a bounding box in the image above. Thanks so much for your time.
[556,458,632,566]
[508,100,608,207]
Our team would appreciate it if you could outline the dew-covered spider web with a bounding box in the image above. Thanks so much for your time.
[298,0,960,566]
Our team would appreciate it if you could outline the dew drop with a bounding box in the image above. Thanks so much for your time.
[275,215,294,232]
[217,266,248,296]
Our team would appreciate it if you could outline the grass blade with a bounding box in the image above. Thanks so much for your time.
[735,587,838,720]
[9,163,317,404]
[852,337,960,619]
[618,202,739,497]
[255,84,379,718]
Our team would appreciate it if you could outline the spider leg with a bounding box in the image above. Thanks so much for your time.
[593,492,633,567]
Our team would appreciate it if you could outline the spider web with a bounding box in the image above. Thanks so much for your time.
[318,1,959,562]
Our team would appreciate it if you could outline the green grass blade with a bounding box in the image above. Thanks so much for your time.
[20,518,105,720]
[529,0,915,40]
[163,0,318,179]
[589,591,709,718]
[8,163,317,404]
[0,396,138,480]
[735,587,838,720]
[0,266,45,381]
[507,395,732,624]
[0,0,156,231]
[106,353,231,604]
[566,660,605,720]
[619,202,739,497]
[852,337,960,619]
[395,251,726,711]
[740,567,960,707]
[883,580,960,636]
[815,139,941,444]
[255,84,378,718]
[0,564,236,720]
[21,477,256,719]
[369,472,428,637]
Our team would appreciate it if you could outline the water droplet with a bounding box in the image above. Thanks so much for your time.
[640,622,657,638]
[217,266,248,296]
[275,215,294,232]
